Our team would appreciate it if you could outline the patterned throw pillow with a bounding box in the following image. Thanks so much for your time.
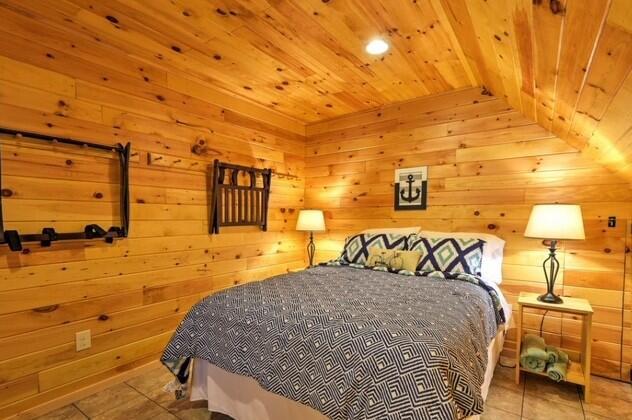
[340,233,408,265]
[408,236,485,275]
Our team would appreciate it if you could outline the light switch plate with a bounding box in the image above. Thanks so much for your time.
[76,329,92,351]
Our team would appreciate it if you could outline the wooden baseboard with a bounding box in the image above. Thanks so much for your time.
[9,360,161,420]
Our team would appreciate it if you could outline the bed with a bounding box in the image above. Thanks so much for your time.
[162,264,509,420]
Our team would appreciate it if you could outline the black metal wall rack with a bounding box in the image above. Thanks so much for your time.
[0,128,131,252]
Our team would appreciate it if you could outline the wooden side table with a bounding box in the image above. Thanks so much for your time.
[514,292,593,402]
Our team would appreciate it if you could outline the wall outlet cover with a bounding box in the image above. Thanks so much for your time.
[76,329,92,352]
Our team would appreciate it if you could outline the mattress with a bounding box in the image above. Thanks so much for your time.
[190,325,507,420]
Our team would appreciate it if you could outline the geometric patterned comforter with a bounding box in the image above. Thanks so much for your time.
[161,265,505,420]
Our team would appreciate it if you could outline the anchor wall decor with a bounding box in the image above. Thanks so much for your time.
[394,166,428,210]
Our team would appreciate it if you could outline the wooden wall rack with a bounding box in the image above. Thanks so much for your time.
[0,128,131,252]
[209,160,271,234]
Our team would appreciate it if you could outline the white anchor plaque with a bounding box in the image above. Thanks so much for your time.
[394,166,428,210]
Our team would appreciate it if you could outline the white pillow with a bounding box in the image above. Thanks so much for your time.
[418,230,505,284]
[361,227,420,235]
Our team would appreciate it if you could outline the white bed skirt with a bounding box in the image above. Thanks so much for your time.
[190,326,506,420]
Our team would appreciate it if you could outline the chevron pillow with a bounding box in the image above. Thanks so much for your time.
[408,236,485,275]
[340,233,408,265]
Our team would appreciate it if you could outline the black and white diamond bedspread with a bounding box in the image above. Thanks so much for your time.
[162,265,502,420]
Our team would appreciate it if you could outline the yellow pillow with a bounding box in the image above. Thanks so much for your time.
[366,249,421,272]
[392,250,422,272]
[366,249,395,268]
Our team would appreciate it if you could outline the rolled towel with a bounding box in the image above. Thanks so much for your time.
[521,355,546,372]
[545,345,560,363]
[557,348,569,364]
[546,349,568,382]
[520,334,548,373]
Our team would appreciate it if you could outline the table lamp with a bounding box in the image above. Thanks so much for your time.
[296,209,326,267]
[524,204,585,304]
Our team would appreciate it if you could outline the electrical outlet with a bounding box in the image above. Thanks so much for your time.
[76,329,91,351]
[608,216,617,228]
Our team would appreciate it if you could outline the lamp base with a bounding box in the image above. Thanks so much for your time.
[306,231,315,268]
[537,292,563,304]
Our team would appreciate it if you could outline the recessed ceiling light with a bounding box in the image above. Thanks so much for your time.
[365,38,389,55]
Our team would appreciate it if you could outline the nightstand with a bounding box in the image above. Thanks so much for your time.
[514,292,593,402]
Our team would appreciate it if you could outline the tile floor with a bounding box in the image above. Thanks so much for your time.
[35,364,632,420]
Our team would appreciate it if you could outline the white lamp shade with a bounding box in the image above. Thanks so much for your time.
[296,210,326,232]
[524,204,585,240]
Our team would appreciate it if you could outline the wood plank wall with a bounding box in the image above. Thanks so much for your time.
[304,87,632,381]
[0,48,305,415]
[625,221,632,382]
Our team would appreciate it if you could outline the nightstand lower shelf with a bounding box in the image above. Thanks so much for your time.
[519,361,584,385]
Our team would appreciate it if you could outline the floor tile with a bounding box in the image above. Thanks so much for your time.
[491,366,523,393]
[34,404,87,420]
[590,375,632,403]
[126,365,175,401]
[162,399,209,418]
[32,360,632,420]
[522,396,584,420]
[127,367,210,417]
[584,412,615,420]
[481,405,521,420]
[125,366,216,419]
[524,374,582,409]
[74,382,141,418]
[582,390,632,420]
[484,383,524,416]
[175,406,212,420]
[91,395,176,420]
[210,413,234,420]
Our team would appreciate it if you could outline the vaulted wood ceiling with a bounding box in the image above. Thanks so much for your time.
[1,0,631,179]
[441,0,632,180]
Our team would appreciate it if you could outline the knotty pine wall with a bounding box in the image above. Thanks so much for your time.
[0,51,305,415]
[626,222,632,380]
[305,87,632,381]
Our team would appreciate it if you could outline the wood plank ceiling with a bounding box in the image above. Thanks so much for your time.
[440,0,632,180]
[1,0,631,180]
[0,0,475,123]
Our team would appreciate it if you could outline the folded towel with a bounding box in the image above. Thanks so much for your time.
[520,334,548,372]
